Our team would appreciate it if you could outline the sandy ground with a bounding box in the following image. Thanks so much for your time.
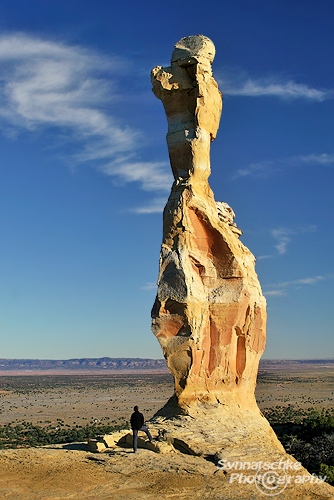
[0,364,333,499]
[0,373,174,428]
[0,364,333,429]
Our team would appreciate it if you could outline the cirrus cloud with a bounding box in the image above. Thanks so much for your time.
[271,225,316,255]
[218,69,333,102]
[263,275,326,297]
[234,153,334,179]
[0,32,170,202]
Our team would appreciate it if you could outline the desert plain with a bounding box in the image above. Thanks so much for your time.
[0,361,333,499]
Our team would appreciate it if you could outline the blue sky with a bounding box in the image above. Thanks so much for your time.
[0,0,333,360]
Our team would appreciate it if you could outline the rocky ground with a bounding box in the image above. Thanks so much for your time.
[0,442,334,500]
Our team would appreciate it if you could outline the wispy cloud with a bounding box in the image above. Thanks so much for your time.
[265,289,286,297]
[0,32,170,208]
[102,162,171,192]
[271,226,316,255]
[235,153,334,179]
[297,153,334,166]
[280,276,326,286]
[264,275,326,297]
[130,197,167,214]
[140,282,157,291]
[219,70,333,101]
[0,34,129,145]
[271,228,292,255]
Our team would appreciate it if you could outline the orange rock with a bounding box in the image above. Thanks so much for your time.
[151,35,266,412]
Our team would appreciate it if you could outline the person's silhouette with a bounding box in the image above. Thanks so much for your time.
[130,405,153,452]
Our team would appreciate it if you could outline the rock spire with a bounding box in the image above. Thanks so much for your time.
[151,35,266,410]
[150,35,284,460]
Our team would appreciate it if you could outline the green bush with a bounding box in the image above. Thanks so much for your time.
[265,406,334,486]
[0,422,125,449]
[319,464,334,486]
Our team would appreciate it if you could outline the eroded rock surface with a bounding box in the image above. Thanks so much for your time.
[151,35,266,412]
[149,35,288,461]
[151,35,221,188]
[1,446,334,500]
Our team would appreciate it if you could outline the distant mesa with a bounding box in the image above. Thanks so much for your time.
[0,357,332,373]
[0,357,168,372]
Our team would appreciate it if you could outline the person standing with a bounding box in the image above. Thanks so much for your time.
[130,406,153,452]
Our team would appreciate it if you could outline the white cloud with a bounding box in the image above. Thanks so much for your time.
[141,282,157,291]
[235,153,334,179]
[219,71,333,101]
[234,160,277,179]
[130,197,167,214]
[279,276,325,287]
[264,275,326,298]
[297,153,334,166]
[0,32,170,207]
[264,289,286,297]
[271,226,316,255]
[271,228,292,255]
[0,34,125,140]
[104,162,171,192]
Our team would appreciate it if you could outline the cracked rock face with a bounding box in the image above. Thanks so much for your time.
[151,35,266,411]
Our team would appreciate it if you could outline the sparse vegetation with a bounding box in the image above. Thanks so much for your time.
[0,366,333,487]
[0,421,124,449]
[265,406,334,485]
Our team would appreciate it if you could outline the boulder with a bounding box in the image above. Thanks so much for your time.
[87,439,106,453]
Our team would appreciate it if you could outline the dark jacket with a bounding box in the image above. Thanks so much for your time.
[130,410,144,430]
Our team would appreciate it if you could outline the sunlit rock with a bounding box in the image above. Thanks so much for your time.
[150,35,283,458]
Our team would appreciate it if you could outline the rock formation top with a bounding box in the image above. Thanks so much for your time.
[171,34,216,64]
[151,35,222,188]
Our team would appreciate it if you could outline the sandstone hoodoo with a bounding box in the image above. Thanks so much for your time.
[151,35,266,411]
[150,35,282,457]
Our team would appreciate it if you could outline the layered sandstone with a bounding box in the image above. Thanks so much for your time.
[150,35,283,458]
[151,35,266,411]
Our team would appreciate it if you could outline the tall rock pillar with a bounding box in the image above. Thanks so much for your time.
[151,35,266,412]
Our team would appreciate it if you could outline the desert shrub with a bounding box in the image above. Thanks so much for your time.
[300,409,334,440]
[265,406,334,486]
[288,434,334,473]
[0,422,125,449]
[319,464,334,485]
